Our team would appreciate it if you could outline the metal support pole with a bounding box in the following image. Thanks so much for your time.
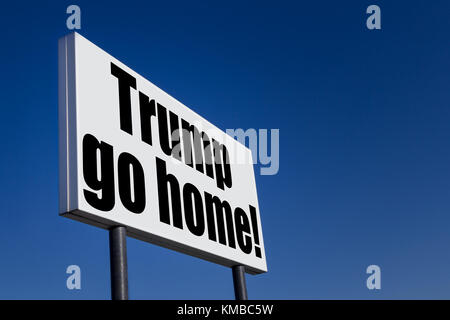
[232,265,248,300]
[109,226,128,300]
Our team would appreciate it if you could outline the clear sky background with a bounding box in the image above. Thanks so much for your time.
[0,0,449,299]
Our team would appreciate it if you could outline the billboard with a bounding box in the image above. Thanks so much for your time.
[58,32,267,274]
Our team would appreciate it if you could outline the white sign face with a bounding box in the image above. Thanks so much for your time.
[58,32,267,274]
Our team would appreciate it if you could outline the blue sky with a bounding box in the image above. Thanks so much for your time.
[0,0,449,299]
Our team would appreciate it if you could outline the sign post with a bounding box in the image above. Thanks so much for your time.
[58,32,267,299]
[232,266,248,300]
[109,226,128,300]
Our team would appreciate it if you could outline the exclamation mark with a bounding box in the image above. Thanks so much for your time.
[249,205,262,258]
